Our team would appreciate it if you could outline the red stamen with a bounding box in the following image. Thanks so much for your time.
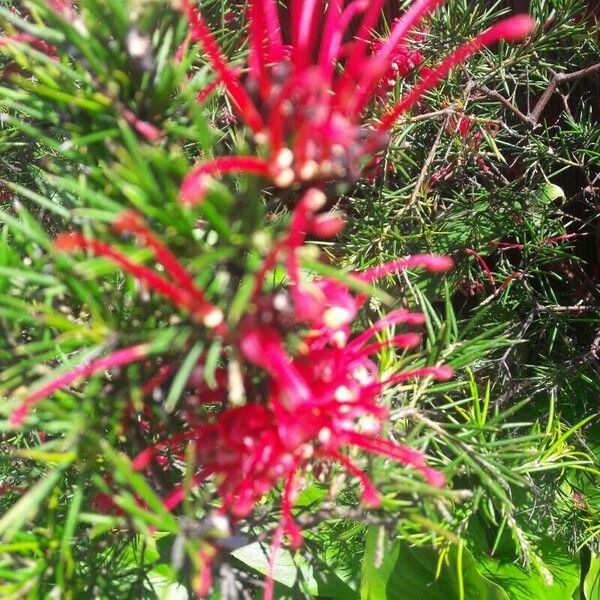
[163,469,212,511]
[377,15,535,131]
[347,309,426,350]
[340,0,386,80]
[373,365,454,390]
[196,77,221,104]
[492,241,525,250]
[180,156,271,205]
[182,0,264,133]
[248,0,270,94]
[258,0,284,61]
[265,459,304,600]
[122,110,162,142]
[240,328,311,408]
[175,33,190,62]
[56,233,222,327]
[353,0,446,113]
[308,211,346,238]
[359,254,454,281]
[264,526,284,600]
[132,428,207,470]
[497,271,522,292]
[319,449,381,506]
[0,33,57,56]
[114,211,209,306]
[11,343,150,427]
[319,0,368,83]
[465,247,496,289]
[56,233,197,310]
[356,333,422,356]
[345,432,445,487]
[292,0,319,69]
[541,233,585,245]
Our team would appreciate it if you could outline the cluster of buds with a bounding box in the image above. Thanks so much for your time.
[178,0,534,205]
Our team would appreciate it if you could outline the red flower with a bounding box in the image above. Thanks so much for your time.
[130,219,453,596]
[14,208,453,599]
[134,287,451,598]
[56,212,224,329]
[178,0,534,204]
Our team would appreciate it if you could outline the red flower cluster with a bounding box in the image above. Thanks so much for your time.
[126,203,453,595]
[3,3,530,596]
[133,304,451,597]
[11,201,452,596]
[178,0,534,204]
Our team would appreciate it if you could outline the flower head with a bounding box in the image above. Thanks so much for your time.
[134,274,452,598]
[179,0,534,204]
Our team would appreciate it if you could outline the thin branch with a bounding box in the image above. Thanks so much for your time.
[474,62,600,127]
[475,83,530,124]
[398,114,449,216]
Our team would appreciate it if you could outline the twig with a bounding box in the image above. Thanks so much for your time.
[496,328,600,407]
[397,107,455,124]
[475,83,530,124]
[474,62,600,128]
[399,114,449,216]
[534,304,597,313]
[529,63,600,125]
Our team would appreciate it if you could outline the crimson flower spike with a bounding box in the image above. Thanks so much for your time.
[179,1,534,204]
[181,0,264,134]
[55,216,223,329]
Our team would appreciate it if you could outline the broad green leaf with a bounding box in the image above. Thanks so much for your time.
[584,553,600,600]
[475,541,580,600]
[360,527,509,600]
[232,542,358,599]
[537,183,566,205]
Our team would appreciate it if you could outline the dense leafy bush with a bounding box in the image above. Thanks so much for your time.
[0,0,599,598]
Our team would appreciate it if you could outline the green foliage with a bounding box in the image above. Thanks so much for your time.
[0,0,599,598]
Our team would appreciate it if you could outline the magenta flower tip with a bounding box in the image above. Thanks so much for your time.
[309,212,346,238]
[361,486,382,508]
[422,467,446,488]
[434,365,454,380]
[9,406,27,428]
[492,14,536,41]
[424,255,454,272]
[398,332,422,349]
[179,174,209,206]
